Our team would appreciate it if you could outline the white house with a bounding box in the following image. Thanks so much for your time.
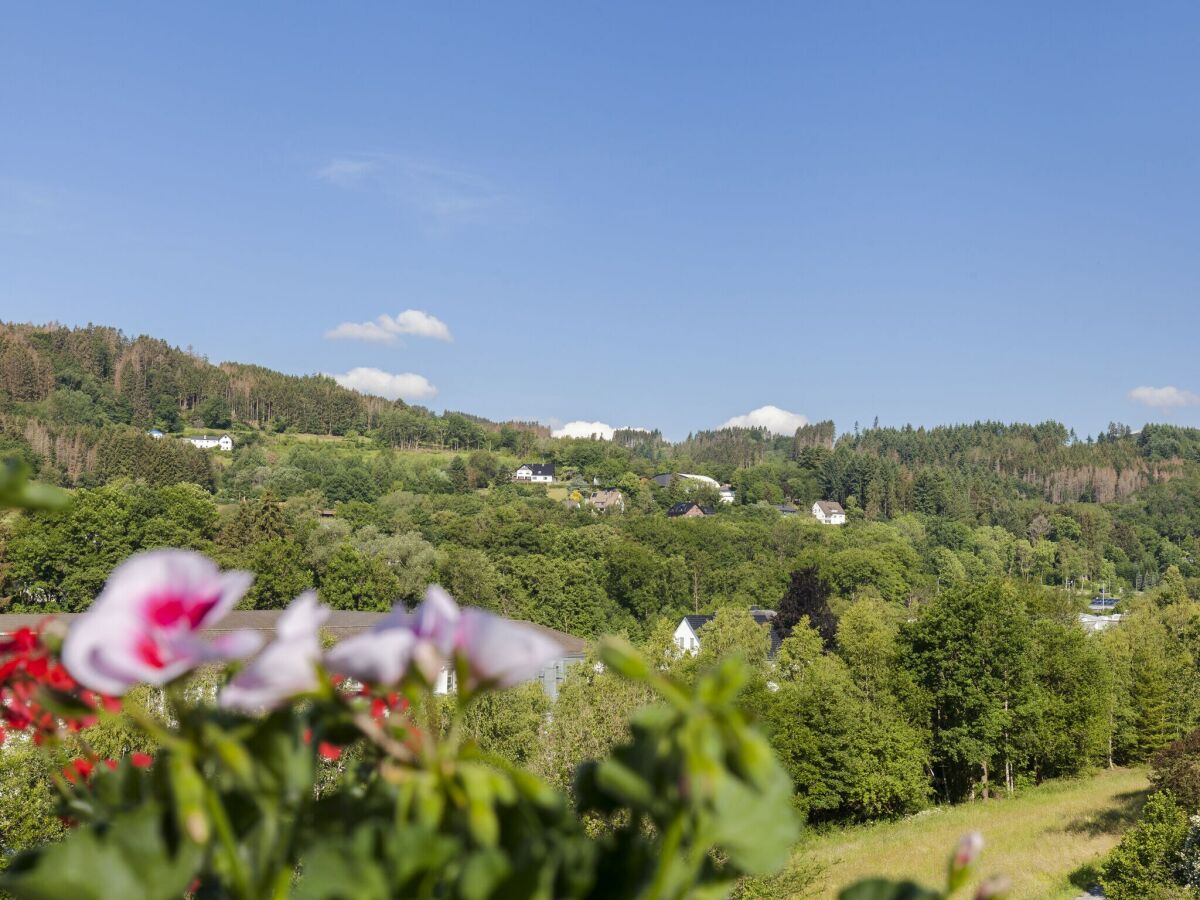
[513,463,555,484]
[719,484,736,504]
[187,434,234,451]
[1079,613,1124,633]
[673,609,780,657]
[812,500,846,525]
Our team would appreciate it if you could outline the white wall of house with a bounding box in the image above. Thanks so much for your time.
[812,502,846,525]
[514,466,553,484]
[673,619,701,655]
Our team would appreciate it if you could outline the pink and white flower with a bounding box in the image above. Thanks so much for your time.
[220,591,330,713]
[62,550,261,695]
[325,604,417,687]
[324,585,561,692]
[456,608,562,690]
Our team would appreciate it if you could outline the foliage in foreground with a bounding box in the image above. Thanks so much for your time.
[0,553,801,899]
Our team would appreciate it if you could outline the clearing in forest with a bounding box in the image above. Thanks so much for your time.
[797,767,1149,900]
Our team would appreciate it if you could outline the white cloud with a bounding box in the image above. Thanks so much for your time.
[553,420,615,440]
[550,422,651,439]
[325,309,452,343]
[1129,385,1200,410]
[315,158,378,188]
[330,367,437,402]
[720,405,809,435]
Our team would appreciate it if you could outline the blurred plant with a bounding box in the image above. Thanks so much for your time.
[0,550,800,900]
[838,832,1009,900]
[0,458,69,511]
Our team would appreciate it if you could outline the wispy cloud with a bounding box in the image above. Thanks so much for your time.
[330,367,437,402]
[313,154,508,228]
[315,158,378,188]
[720,405,809,435]
[1129,385,1200,410]
[325,309,452,344]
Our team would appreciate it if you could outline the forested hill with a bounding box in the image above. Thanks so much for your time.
[0,321,413,433]
[0,322,547,442]
[3,320,1200,525]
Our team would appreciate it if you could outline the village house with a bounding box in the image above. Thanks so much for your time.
[187,434,234,451]
[673,608,782,657]
[588,489,625,513]
[1079,612,1123,633]
[667,501,711,518]
[812,500,846,525]
[513,463,555,484]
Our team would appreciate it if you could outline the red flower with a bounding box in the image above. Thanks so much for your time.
[318,741,342,761]
[0,620,120,746]
[130,752,154,768]
[62,758,94,783]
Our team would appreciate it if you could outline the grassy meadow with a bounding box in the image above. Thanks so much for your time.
[794,767,1149,899]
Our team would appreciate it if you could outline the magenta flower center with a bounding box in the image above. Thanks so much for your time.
[144,593,219,629]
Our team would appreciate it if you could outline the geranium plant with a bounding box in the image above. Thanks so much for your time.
[0,549,800,899]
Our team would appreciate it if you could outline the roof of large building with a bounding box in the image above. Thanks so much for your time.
[814,500,846,515]
[517,463,555,476]
[0,610,589,657]
[652,472,720,489]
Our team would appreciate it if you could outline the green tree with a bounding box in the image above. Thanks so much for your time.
[319,544,402,611]
[1100,791,1189,900]
[242,538,313,609]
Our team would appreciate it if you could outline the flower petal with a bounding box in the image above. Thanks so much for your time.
[325,627,416,687]
[458,610,562,689]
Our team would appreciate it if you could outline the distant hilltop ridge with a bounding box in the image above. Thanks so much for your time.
[1,322,1197,505]
[0,321,546,438]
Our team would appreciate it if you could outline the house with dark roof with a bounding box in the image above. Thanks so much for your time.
[812,500,846,525]
[667,501,710,518]
[673,608,781,658]
[513,463,555,484]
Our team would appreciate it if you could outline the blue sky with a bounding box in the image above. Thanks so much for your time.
[3,3,1199,440]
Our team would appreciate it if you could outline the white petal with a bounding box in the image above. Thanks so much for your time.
[325,628,416,686]
[459,610,562,689]
[411,586,460,654]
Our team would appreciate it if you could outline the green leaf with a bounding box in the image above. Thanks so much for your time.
[458,848,511,900]
[459,765,500,848]
[838,879,943,900]
[0,803,202,900]
[0,458,69,511]
[708,770,800,875]
[599,638,651,682]
[166,755,209,844]
[593,758,655,809]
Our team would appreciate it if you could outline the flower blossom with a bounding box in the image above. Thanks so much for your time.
[62,550,262,695]
[324,604,417,686]
[325,585,562,692]
[456,608,563,690]
[0,622,116,745]
[219,591,330,713]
